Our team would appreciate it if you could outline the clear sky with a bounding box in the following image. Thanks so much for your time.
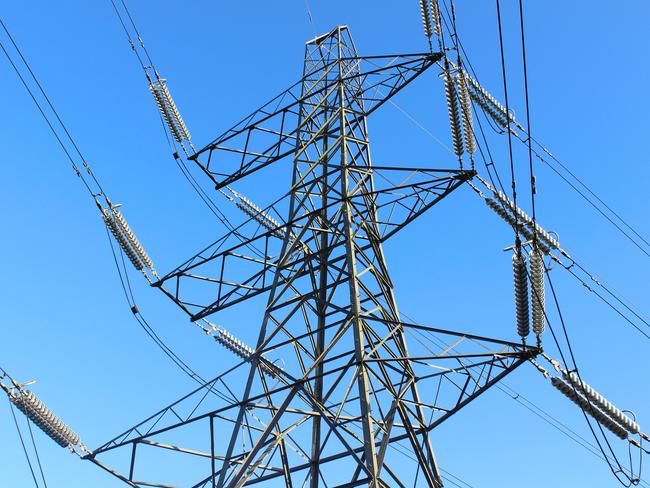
[0,1,649,487]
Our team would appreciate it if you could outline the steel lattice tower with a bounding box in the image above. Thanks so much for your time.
[87,26,538,487]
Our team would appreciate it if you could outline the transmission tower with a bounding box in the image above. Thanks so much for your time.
[82,26,538,487]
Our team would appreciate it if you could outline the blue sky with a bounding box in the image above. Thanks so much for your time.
[0,1,649,487]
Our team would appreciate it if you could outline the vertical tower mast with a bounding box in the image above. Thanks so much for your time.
[219,26,442,487]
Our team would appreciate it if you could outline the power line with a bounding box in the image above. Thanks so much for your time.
[518,133,650,259]
[439,0,649,260]
[544,269,640,486]
[0,32,95,196]
[438,3,644,477]
[495,0,521,249]
[26,419,49,488]
[531,136,650,251]
[0,18,106,197]
[0,13,243,403]
[8,402,41,488]
[516,0,538,247]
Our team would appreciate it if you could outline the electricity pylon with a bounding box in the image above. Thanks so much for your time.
[87,26,538,487]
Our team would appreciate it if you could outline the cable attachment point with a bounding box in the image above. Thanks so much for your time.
[529,359,550,379]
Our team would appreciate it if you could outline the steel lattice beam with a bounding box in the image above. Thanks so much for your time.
[87,26,539,487]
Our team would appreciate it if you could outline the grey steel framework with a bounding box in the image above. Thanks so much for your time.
[86,26,538,487]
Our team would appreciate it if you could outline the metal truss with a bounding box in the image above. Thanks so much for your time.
[189,28,442,191]
[154,166,472,320]
[87,328,536,487]
[88,26,539,487]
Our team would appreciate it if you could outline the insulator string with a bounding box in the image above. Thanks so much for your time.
[530,248,546,339]
[512,250,530,339]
